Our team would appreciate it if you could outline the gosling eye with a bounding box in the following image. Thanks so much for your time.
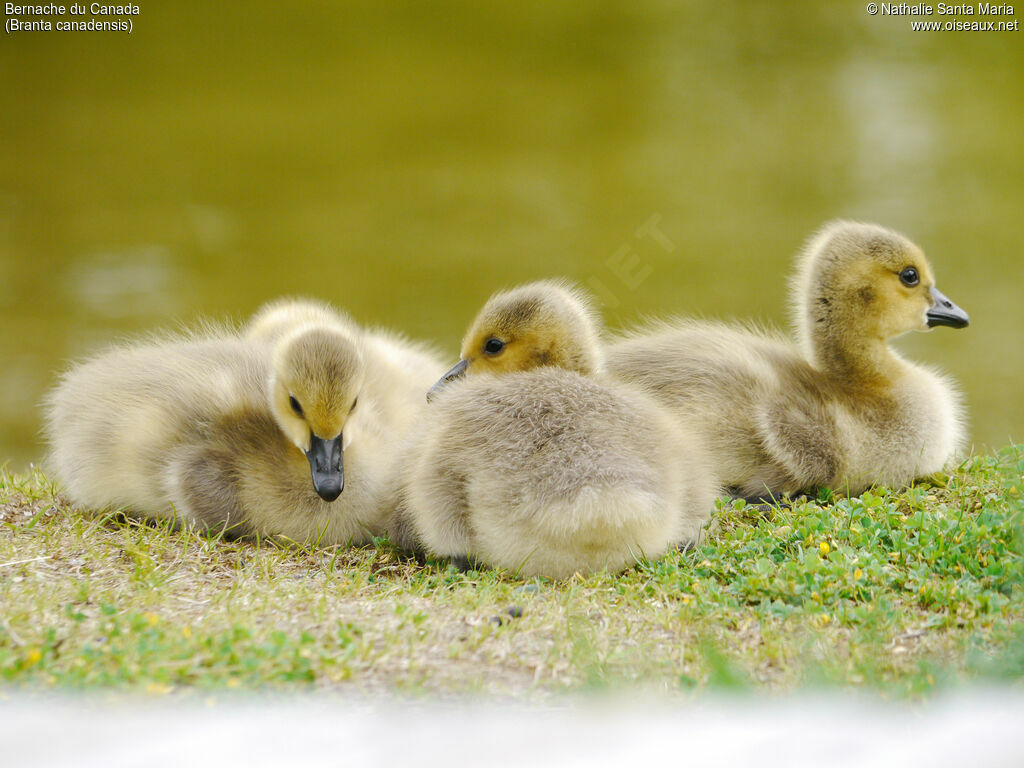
[899,267,920,287]
[483,337,506,356]
[289,395,304,417]
[350,397,358,413]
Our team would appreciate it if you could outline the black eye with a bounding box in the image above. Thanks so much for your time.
[289,395,304,417]
[483,338,505,356]
[899,267,919,287]
[350,397,358,413]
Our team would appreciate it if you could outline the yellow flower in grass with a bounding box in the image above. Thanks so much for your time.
[819,542,830,556]
[24,648,42,666]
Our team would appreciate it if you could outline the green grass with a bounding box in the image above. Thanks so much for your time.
[1,447,1021,699]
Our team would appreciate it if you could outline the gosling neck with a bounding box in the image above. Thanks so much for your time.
[805,321,905,388]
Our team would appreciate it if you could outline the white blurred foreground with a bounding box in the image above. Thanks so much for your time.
[2,691,1022,767]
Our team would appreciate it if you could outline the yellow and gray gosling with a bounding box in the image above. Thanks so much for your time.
[243,298,447,457]
[45,299,445,545]
[390,281,719,579]
[607,220,969,500]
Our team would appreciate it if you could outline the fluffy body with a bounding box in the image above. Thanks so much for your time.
[392,280,719,578]
[46,301,444,544]
[400,370,714,578]
[607,221,968,499]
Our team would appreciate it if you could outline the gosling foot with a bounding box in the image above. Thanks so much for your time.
[450,554,486,572]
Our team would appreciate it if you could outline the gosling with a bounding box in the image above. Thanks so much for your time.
[45,300,444,544]
[607,220,969,501]
[391,281,719,579]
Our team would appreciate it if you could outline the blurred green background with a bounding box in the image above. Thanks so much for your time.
[1,1,1022,469]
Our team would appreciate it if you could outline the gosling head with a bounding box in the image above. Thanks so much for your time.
[269,326,364,501]
[428,280,603,399]
[793,221,968,364]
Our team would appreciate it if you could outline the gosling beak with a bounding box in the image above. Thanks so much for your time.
[926,286,970,329]
[305,434,344,501]
[426,358,469,402]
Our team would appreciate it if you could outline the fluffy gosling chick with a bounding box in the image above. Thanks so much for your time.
[607,220,969,500]
[45,301,441,544]
[393,281,718,579]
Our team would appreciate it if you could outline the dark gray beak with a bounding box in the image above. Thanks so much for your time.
[926,286,969,329]
[427,358,469,402]
[305,434,344,501]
